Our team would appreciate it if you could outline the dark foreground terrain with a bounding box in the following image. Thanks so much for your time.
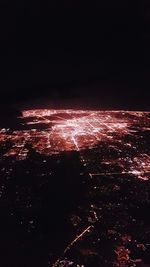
[0,109,150,267]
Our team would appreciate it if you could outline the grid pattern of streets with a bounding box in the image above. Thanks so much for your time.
[1,110,150,180]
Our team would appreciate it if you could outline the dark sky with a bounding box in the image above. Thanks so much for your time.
[0,1,149,110]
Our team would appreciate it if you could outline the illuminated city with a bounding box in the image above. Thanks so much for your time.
[1,109,150,181]
[0,109,150,267]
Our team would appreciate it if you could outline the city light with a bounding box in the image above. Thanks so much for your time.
[1,109,150,181]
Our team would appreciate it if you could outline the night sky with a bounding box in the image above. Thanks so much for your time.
[0,1,149,110]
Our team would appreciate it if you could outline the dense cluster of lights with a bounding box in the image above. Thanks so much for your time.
[1,109,130,155]
[0,109,150,181]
